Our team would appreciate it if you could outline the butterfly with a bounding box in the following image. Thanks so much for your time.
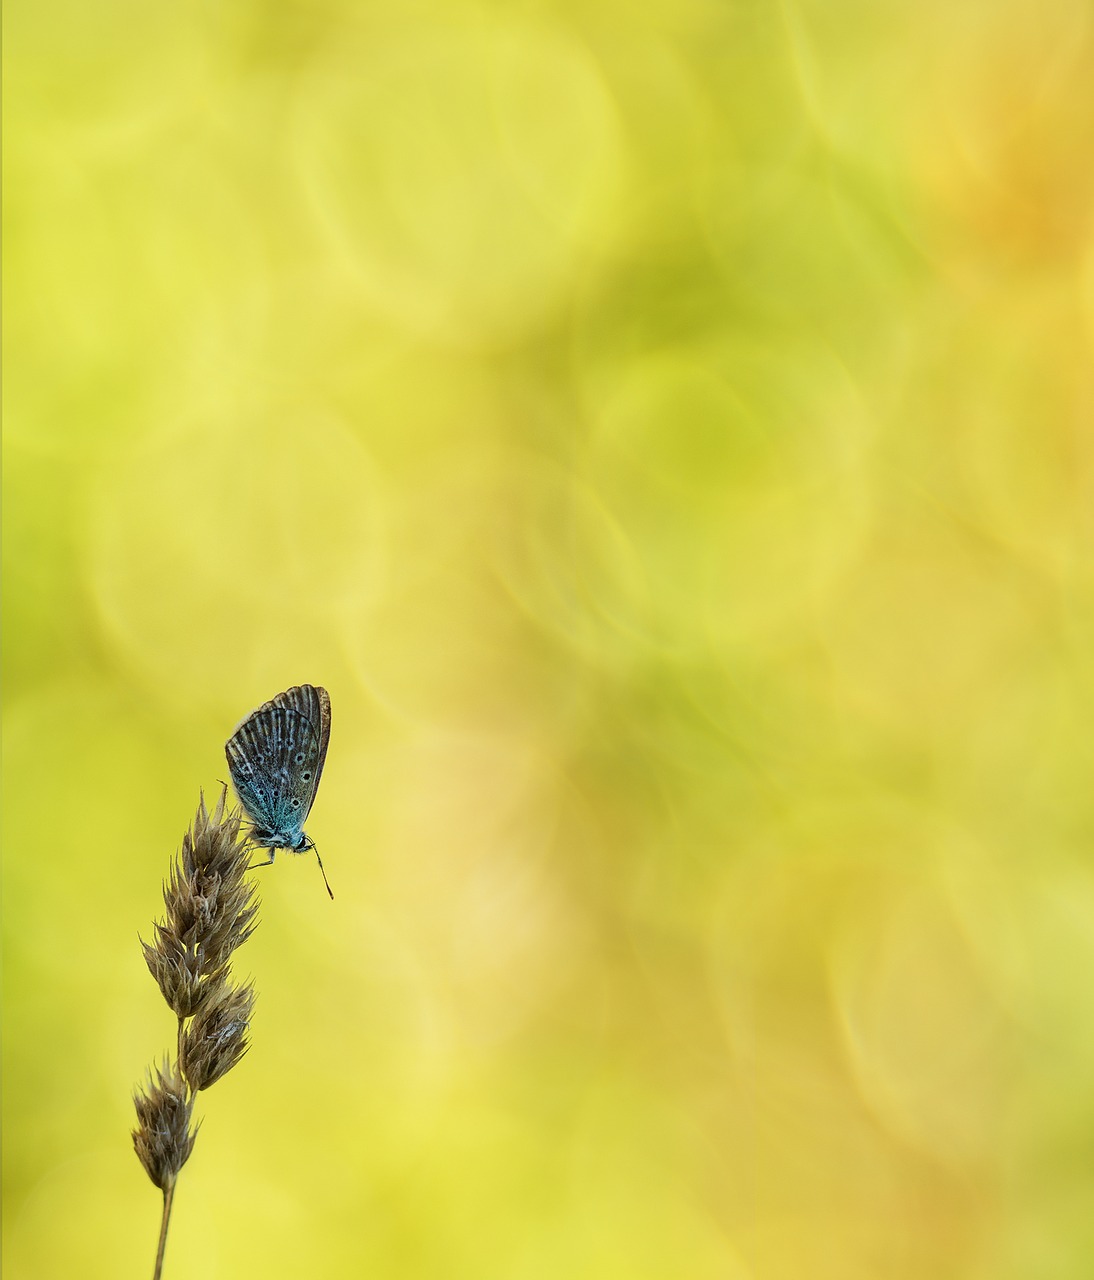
[225,684,334,899]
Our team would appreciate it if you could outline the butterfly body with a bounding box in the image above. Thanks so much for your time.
[226,685,333,895]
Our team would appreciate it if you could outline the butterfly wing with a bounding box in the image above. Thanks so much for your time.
[226,711,274,831]
[226,702,325,844]
[261,685,331,795]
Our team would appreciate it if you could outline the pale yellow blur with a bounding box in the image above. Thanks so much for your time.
[5,0,1094,1277]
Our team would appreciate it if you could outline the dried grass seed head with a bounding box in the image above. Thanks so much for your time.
[132,1060,198,1191]
[181,980,257,1092]
[141,928,207,1020]
[150,790,259,999]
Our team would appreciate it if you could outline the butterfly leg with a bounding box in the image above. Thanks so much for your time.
[247,850,277,870]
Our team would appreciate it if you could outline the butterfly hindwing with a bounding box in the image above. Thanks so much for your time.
[260,685,331,795]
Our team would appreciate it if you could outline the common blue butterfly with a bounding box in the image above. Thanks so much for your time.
[226,684,334,898]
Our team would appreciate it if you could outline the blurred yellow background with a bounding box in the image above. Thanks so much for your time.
[5,0,1094,1277]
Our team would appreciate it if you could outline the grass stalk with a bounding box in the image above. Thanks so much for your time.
[153,1181,176,1280]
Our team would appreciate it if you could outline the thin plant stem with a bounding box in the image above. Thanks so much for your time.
[153,1180,176,1280]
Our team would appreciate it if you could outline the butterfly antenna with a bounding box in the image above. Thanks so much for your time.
[314,844,335,900]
